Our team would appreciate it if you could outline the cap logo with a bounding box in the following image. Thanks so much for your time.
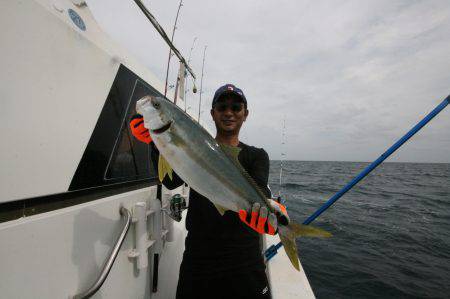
[227,86,234,91]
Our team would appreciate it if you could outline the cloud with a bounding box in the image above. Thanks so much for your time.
[88,0,450,162]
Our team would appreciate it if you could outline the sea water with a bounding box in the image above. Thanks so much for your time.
[269,161,450,299]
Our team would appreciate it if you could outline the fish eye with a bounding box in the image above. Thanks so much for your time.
[153,101,160,109]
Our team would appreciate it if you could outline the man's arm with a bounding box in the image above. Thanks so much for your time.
[249,148,271,198]
[239,147,289,235]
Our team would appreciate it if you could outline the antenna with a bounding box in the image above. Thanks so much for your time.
[164,0,184,98]
[198,45,207,122]
[278,117,286,200]
[133,0,195,79]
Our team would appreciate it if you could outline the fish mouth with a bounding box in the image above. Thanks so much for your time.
[151,121,172,134]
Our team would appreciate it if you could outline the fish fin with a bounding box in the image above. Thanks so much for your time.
[219,143,241,163]
[219,143,269,200]
[278,225,302,271]
[158,155,173,182]
[289,222,332,238]
[213,203,228,216]
[278,222,331,271]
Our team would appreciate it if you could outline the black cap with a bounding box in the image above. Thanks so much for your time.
[212,84,247,107]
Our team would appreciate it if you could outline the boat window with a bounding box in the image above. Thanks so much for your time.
[105,80,155,181]
[69,65,159,191]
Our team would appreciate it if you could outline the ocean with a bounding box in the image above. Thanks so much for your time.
[268,161,450,299]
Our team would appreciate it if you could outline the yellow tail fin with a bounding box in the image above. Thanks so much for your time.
[158,155,173,182]
[278,222,331,271]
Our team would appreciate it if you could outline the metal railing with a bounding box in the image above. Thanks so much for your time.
[72,207,132,299]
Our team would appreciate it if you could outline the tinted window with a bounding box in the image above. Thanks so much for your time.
[69,65,160,191]
[105,80,156,180]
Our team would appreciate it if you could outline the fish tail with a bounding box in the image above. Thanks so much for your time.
[278,222,331,271]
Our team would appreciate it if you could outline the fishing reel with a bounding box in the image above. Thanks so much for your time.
[163,194,187,222]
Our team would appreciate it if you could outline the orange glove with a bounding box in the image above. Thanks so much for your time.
[238,201,278,235]
[130,114,152,144]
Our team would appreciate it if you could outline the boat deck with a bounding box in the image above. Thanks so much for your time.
[266,234,316,299]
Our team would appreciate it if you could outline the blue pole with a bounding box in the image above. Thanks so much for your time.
[265,95,449,261]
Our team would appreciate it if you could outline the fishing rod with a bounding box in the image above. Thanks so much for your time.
[278,118,286,200]
[265,94,450,261]
[198,45,207,122]
[184,37,198,112]
[273,117,287,204]
[164,0,184,97]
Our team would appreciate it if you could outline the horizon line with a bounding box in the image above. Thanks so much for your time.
[269,160,450,164]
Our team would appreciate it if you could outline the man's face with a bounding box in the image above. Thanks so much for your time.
[210,95,248,135]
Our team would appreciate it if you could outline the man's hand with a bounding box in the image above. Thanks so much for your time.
[268,198,290,226]
[130,114,152,144]
[239,200,290,235]
[238,200,288,235]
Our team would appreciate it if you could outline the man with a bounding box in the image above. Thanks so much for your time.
[130,84,287,299]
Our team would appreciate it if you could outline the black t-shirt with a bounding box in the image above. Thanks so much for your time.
[151,141,271,276]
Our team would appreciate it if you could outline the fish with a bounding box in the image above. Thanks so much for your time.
[136,95,331,271]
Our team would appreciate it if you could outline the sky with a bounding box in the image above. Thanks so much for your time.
[87,0,450,163]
